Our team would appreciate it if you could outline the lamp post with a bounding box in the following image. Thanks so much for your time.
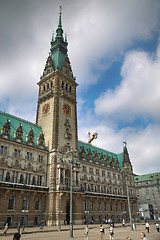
[124,164,133,230]
[58,210,63,230]
[67,147,79,238]
[22,198,27,231]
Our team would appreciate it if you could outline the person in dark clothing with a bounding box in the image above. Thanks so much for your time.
[13,233,21,240]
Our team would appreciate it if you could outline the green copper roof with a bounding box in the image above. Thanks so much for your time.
[78,140,124,170]
[0,111,44,148]
[50,10,68,70]
[134,172,160,182]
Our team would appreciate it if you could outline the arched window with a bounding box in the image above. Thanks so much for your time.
[47,83,49,89]
[51,81,53,88]
[6,172,10,182]
[35,198,40,210]
[66,84,68,91]
[22,197,28,210]
[20,174,24,183]
[69,86,72,93]
[62,81,64,89]
[8,196,14,209]
[43,85,45,92]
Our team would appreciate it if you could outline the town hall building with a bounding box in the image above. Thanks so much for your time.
[0,10,138,227]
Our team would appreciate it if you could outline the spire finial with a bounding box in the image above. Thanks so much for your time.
[59,5,62,15]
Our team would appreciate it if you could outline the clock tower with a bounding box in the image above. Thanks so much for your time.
[36,8,79,225]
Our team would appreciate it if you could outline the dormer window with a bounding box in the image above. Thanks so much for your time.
[1,119,10,139]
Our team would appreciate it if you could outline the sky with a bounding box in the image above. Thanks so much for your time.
[0,0,160,175]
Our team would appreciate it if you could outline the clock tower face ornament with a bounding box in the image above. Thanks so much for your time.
[63,102,71,117]
[42,102,50,116]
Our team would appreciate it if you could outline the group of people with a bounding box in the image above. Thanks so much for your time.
[84,224,114,240]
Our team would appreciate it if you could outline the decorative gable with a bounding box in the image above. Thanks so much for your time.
[42,55,55,77]
[37,132,45,149]
[0,119,10,139]
[61,56,74,78]
[26,128,34,146]
[14,123,23,143]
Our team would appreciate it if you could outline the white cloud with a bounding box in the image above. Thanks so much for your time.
[95,44,160,122]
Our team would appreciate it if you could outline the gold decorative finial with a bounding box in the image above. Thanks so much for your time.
[60,5,62,15]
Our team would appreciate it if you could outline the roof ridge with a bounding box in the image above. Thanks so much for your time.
[0,111,41,129]
[78,140,119,156]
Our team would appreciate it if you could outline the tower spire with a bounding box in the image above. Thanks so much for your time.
[50,6,68,70]
[55,6,63,40]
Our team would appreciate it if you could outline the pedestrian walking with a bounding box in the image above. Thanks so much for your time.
[40,220,44,230]
[140,232,148,240]
[145,222,149,233]
[13,232,21,240]
[109,224,114,240]
[156,222,159,232]
[3,223,8,236]
[126,237,132,240]
[100,224,105,240]
[84,225,89,240]
[122,219,126,228]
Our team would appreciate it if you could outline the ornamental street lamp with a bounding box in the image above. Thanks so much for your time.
[124,164,133,230]
[66,147,80,238]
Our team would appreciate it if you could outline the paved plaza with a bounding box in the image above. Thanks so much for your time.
[0,223,159,240]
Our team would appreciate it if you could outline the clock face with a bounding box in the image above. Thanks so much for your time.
[42,102,50,116]
[63,102,71,117]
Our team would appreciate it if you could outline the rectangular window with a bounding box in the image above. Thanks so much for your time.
[91,202,95,211]
[29,153,32,160]
[27,152,29,160]
[0,169,4,181]
[83,201,87,211]
[14,149,17,157]
[1,146,4,154]
[15,172,18,183]
[18,150,20,158]
[37,155,41,162]
[104,203,107,211]
[11,171,15,183]
[4,146,7,155]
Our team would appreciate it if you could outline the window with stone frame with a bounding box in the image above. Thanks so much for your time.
[32,176,36,185]
[14,149,21,158]
[91,202,95,211]
[110,203,113,211]
[8,196,15,209]
[98,202,101,211]
[0,169,4,181]
[104,203,107,211]
[6,172,10,182]
[116,203,119,211]
[1,145,7,155]
[20,174,24,183]
[37,175,42,186]
[35,198,41,210]
[22,197,28,210]
[26,152,32,160]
